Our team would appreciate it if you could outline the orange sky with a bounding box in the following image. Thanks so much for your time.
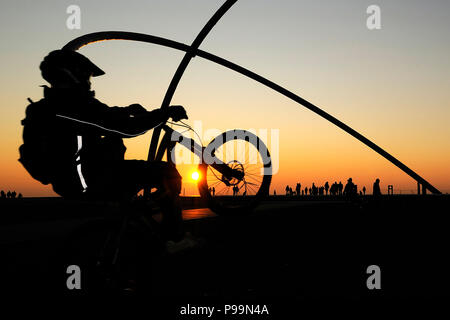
[1,0,450,196]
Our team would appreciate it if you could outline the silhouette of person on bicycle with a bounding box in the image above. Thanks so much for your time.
[19,49,189,242]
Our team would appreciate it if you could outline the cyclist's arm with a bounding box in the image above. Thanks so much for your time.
[92,101,170,137]
[56,99,170,138]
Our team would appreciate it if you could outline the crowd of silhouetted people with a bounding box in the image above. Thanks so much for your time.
[279,178,383,197]
[0,190,23,199]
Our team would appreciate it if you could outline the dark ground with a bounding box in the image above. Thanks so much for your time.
[0,195,449,311]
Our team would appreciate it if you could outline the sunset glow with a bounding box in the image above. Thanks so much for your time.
[0,1,449,197]
[191,171,200,181]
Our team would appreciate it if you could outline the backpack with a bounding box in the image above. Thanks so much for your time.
[18,99,57,185]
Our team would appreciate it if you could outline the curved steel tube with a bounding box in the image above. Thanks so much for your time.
[149,0,237,162]
[63,31,441,194]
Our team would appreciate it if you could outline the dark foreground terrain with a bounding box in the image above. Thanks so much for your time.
[0,195,449,310]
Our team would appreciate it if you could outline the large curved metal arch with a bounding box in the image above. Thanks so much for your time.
[148,0,237,162]
[63,31,441,194]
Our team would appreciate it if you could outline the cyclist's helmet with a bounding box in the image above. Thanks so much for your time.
[40,49,105,87]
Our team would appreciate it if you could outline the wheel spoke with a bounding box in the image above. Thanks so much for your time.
[199,130,271,209]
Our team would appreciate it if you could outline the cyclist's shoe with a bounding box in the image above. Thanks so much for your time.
[165,232,203,255]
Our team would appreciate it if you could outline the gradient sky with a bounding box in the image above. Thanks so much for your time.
[1,0,449,196]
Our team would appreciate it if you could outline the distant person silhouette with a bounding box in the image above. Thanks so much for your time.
[312,183,318,196]
[344,178,356,197]
[273,190,276,196]
[330,182,337,196]
[19,49,189,243]
[362,186,366,195]
[0,190,5,199]
[11,191,17,198]
[285,185,290,196]
[338,181,343,196]
[18,193,23,199]
[373,178,382,197]
[295,183,301,197]
[6,191,11,199]
[304,187,308,195]
[324,181,329,195]
[212,187,215,197]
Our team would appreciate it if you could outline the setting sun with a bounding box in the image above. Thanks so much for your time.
[191,171,200,181]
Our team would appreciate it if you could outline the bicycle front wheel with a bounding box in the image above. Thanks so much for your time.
[198,129,272,215]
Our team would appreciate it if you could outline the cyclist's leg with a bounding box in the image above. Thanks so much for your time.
[116,160,184,242]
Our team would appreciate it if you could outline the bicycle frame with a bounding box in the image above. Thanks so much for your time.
[158,124,244,182]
